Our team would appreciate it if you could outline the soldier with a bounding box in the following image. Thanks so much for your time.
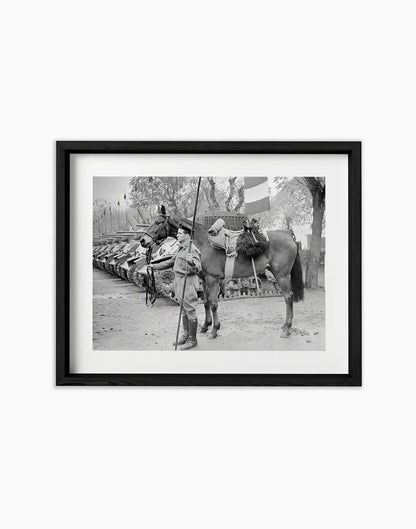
[150,224,201,350]
[172,224,202,350]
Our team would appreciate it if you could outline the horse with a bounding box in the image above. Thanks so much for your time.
[140,206,304,339]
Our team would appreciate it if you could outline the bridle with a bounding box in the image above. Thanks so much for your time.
[143,214,172,307]
[143,214,171,244]
[145,250,157,306]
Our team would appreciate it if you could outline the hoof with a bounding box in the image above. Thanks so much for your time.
[207,332,217,340]
[199,324,211,334]
[280,328,291,338]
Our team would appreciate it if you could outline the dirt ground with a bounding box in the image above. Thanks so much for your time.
[93,268,325,351]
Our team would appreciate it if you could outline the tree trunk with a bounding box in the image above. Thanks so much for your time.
[207,177,221,209]
[233,184,244,212]
[225,177,237,211]
[305,189,324,289]
[202,182,215,209]
[166,178,181,215]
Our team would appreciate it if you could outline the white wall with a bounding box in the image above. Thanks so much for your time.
[2,1,415,528]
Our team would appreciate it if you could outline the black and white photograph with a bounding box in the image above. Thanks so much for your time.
[65,147,352,379]
[92,175,326,353]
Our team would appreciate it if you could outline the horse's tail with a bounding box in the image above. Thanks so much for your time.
[291,250,304,302]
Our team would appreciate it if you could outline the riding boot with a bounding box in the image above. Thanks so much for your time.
[180,319,198,350]
[173,314,189,346]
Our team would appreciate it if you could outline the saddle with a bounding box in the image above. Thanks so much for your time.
[208,218,269,258]
[208,219,243,257]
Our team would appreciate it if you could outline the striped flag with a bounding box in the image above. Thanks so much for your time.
[244,177,270,215]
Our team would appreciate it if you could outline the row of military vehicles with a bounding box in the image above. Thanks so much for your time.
[93,226,182,301]
[92,213,281,303]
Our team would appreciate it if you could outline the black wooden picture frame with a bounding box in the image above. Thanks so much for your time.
[56,141,361,386]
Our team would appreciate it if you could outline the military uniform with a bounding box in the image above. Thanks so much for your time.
[169,241,200,350]
[150,236,201,350]
[173,243,201,322]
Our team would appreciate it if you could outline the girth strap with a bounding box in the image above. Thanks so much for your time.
[224,255,236,278]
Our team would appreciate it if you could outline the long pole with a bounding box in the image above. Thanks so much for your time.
[174,177,202,351]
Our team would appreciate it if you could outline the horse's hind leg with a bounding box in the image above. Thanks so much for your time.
[206,276,221,339]
[277,275,294,338]
[200,282,212,333]
[269,267,293,338]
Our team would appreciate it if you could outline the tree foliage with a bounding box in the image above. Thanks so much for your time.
[273,177,326,289]
[93,198,137,236]
[128,176,245,220]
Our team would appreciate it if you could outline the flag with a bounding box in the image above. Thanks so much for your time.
[244,177,270,215]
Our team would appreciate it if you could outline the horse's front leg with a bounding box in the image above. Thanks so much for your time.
[200,282,212,333]
[206,276,221,339]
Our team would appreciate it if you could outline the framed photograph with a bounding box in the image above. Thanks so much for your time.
[56,141,361,386]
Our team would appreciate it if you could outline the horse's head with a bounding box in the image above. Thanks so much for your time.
[140,205,172,248]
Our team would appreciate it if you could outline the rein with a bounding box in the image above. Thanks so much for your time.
[142,214,188,308]
[145,246,157,306]
[143,216,172,307]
